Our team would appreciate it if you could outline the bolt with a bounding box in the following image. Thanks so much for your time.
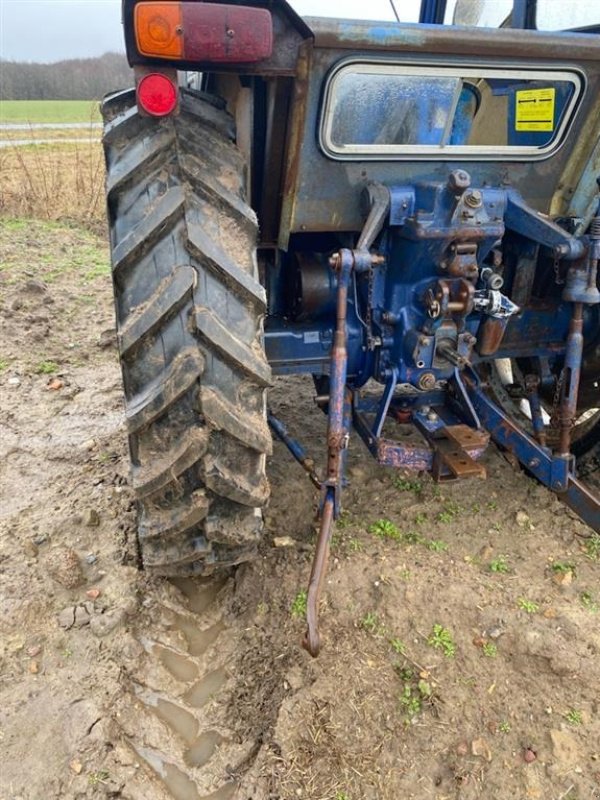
[421,405,430,414]
[427,411,438,421]
[226,28,235,37]
[464,190,483,208]
[448,169,471,193]
[417,372,437,391]
[528,458,540,468]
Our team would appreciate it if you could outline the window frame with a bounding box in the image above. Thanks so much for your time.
[319,58,584,161]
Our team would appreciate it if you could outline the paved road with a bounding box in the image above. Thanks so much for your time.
[0,137,100,148]
[0,122,102,130]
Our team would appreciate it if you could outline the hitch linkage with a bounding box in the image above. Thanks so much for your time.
[268,202,600,658]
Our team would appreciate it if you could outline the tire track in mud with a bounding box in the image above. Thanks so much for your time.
[116,576,259,800]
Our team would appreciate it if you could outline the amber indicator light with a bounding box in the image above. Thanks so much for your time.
[135,2,183,59]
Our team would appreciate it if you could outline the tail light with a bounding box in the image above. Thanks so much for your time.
[134,2,273,63]
[137,72,178,116]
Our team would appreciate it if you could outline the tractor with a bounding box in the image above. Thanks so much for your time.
[103,0,599,655]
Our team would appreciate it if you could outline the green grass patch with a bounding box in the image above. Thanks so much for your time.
[583,533,600,561]
[489,555,510,574]
[34,360,59,375]
[0,100,101,125]
[368,518,402,541]
[517,597,539,614]
[428,624,456,657]
[290,590,307,619]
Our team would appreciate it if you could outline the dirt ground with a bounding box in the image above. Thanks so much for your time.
[0,219,599,800]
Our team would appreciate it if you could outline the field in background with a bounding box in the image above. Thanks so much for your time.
[0,100,102,125]
[0,142,106,231]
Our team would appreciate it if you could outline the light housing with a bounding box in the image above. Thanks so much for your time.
[134,2,273,63]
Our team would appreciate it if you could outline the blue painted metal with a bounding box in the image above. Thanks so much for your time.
[464,372,599,530]
[373,368,398,438]
[505,191,586,259]
[266,176,598,528]
[268,412,322,488]
[418,0,447,25]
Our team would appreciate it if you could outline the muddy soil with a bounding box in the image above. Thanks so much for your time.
[0,219,598,800]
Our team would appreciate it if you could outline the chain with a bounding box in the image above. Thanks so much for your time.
[365,265,376,350]
[553,256,565,285]
[549,368,564,429]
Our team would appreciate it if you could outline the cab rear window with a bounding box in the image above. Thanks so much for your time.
[320,61,582,161]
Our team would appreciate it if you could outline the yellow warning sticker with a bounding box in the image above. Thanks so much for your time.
[515,88,556,132]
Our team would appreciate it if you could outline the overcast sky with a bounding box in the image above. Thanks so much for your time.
[0,0,596,63]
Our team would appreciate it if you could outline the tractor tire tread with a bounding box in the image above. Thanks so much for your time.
[102,87,271,574]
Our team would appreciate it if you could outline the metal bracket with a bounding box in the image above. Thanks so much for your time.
[463,371,599,532]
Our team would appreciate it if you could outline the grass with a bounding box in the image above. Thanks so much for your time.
[426,539,448,552]
[392,476,422,494]
[88,769,110,786]
[428,624,456,657]
[517,597,539,614]
[390,637,406,655]
[290,590,307,619]
[360,611,385,635]
[34,360,59,375]
[368,519,402,541]
[583,533,600,560]
[0,141,105,230]
[482,641,497,658]
[436,501,464,523]
[0,100,101,125]
[399,684,422,719]
[550,561,576,575]
[489,555,510,574]
[564,708,583,725]
[580,591,598,612]
[398,669,434,722]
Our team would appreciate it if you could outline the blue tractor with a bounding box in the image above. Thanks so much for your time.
[103,0,599,654]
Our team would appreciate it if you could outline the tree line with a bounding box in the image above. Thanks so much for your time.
[0,52,133,100]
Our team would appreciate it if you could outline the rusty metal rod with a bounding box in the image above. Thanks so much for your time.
[302,492,334,657]
[303,250,353,657]
[557,302,584,457]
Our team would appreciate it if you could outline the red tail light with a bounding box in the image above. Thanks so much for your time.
[137,72,178,117]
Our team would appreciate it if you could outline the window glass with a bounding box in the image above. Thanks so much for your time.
[444,0,513,27]
[536,0,599,30]
[321,63,581,160]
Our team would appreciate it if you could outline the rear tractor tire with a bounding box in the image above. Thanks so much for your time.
[102,87,272,576]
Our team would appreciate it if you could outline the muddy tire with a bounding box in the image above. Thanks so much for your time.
[102,88,271,576]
